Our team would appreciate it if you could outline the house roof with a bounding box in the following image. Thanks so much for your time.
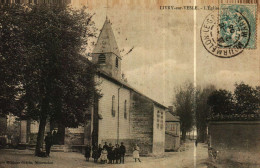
[93,17,121,58]
[166,111,179,122]
[97,70,167,109]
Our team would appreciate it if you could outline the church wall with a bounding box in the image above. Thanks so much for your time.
[129,92,154,155]
[152,104,165,155]
[96,76,131,145]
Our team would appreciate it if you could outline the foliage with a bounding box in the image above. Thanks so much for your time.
[174,82,195,141]
[234,83,259,114]
[208,82,260,115]
[195,85,216,142]
[207,89,235,115]
[0,4,99,155]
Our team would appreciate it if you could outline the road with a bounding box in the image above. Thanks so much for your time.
[0,142,209,168]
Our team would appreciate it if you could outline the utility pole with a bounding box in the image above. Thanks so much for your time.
[117,87,121,144]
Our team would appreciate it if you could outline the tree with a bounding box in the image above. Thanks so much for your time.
[0,4,99,156]
[173,82,195,141]
[195,85,216,142]
[234,83,260,114]
[0,4,25,117]
[207,89,235,115]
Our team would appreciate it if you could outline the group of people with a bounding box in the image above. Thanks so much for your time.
[85,142,126,164]
[85,142,141,164]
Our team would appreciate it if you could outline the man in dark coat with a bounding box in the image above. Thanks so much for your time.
[107,143,112,164]
[98,144,103,159]
[115,144,120,164]
[92,143,99,163]
[44,132,53,157]
[85,144,91,161]
[119,142,126,164]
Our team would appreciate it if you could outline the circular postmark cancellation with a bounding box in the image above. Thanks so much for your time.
[200,8,251,58]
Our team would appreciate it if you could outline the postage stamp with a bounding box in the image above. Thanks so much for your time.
[200,11,245,58]
[218,6,251,50]
[219,4,257,49]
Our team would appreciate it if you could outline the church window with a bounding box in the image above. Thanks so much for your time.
[115,57,119,68]
[157,111,160,129]
[98,54,106,64]
[124,100,127,119]
[111,95,115,117]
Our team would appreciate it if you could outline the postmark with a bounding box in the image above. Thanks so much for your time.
[200,3,256,58]
[200,11,248,58]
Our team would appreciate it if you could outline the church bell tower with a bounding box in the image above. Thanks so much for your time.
[92,17,122,80]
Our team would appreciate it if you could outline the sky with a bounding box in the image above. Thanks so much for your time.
[70,0,259,106]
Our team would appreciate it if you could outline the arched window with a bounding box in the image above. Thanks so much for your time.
[98,54,106,64]
[115,57,119,68]
[124,100,127,119]
[111,95,115,117]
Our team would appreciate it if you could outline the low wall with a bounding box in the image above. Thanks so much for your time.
[208,121,260,165]
[165,133,180,151]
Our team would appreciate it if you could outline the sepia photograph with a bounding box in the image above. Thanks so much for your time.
[0,0,259,167]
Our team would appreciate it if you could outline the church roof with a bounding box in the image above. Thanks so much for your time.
[93,17,121,58]
[97,70,168,110]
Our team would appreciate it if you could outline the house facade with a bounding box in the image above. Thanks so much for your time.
[165,109,180,151]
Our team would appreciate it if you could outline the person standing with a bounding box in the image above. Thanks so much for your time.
[92,143,99,163]
[100,147,108,164]
[85,144,91,161]
[107,143,113,164]
[195,139,198,147]
[44,132,53,157]
[98,144,103,160]
[111,146,116,164]
[115,144,120,164]
[133,144,141,162]
[120,142,126,164]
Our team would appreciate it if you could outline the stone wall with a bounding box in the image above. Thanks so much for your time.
[64,127,84,145]
[129,92,154,155]
[208,121,260,165]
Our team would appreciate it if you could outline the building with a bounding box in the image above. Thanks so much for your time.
[165,107,180,151]
[15,17,167,155]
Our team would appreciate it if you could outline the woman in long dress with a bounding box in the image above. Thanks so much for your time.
[133,144,141,162]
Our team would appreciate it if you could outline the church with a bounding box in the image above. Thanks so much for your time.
[3,17,167,155]
[66,18,167,155]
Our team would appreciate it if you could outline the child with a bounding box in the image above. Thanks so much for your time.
[133,144,141,162]
[100,148,108,164]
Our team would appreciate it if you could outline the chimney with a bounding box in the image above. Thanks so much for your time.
[168,106,174,113]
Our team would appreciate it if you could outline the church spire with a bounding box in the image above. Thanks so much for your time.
[93,17,121,58]
[92,18,122,80]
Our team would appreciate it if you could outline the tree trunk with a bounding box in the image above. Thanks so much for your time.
[181,129,186,142]
[35,114,47,156]
[35,97,49,156]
